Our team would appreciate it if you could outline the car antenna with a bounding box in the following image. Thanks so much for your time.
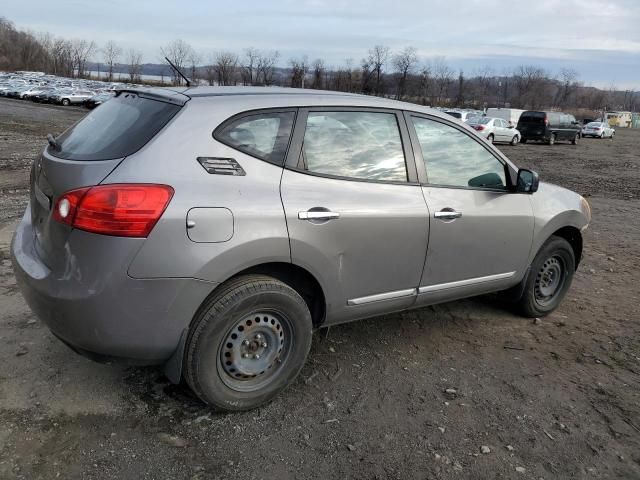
[164,56,191,87]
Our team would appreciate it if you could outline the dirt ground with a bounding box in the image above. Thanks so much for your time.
[0,97,638,480]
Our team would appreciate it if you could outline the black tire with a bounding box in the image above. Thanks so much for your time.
[548,133,556,145]
[611,131,615,139]
[487,134,495,144]
[514,236,575,318]
[61,98,70,106]
[184,274,313,411]
[510,135,519,146]
[571,133,579,145]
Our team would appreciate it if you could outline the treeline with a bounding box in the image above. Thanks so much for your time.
[1,16,637,112]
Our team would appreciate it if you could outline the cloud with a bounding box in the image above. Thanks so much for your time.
[6,0,640,87]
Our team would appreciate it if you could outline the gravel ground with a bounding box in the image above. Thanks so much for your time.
[0,97,639,479]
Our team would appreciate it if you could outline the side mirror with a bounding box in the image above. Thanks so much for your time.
[507,125,514,129]
[516,169,539,193]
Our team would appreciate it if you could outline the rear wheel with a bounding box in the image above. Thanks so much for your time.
[599,132,604,139]
[548,133,556,145]
[510,135,519,146]
[514,236,575,317]
[61,98,70,106]
[487,134,495,144]
[184,275,313,411]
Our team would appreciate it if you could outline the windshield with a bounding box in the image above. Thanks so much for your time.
[586,122,603,127]
[50,93,181,161]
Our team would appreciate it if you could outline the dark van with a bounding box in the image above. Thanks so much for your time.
[517,111,581,145]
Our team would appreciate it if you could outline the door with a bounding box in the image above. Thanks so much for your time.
[405,113,534,305]
[497,119,510,141]
[281,109,429,324]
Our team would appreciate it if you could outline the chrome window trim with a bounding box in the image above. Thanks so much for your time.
[418,272,516,294]
[347,288,417,306]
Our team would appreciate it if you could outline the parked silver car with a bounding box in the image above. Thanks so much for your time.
[581,121,615,139]
[52,89,95,106]
[12,87,590,411]
[468,116,521,145]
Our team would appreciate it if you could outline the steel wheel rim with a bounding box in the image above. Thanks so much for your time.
[534,255,566,306]
[217,310,291,392]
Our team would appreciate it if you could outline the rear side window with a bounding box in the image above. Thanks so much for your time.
[301,111,407,182]
[215,111,295,165]
[50,93,181,161]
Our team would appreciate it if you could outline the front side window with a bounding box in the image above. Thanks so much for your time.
[411,116,507,189]
[302,111,407,182]
[215,111,295,165]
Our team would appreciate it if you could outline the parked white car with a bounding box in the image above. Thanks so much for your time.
[581,122,615,139]
[468,117,521,145]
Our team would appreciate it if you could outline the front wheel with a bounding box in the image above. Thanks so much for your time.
[510,135,519,146]
[514,236,575,317]
[571,133,579,145]
[548,133,556,145]
[61,98,70,106]
[184,275,313,411]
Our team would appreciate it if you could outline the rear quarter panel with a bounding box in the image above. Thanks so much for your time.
[103,98,291,282]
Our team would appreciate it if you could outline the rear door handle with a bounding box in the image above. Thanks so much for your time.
[298,210,340,221]
[434,210,462,220]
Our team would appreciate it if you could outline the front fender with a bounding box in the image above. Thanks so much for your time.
[528,182,590,264]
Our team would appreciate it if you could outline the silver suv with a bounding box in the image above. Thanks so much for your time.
[11,87,591,411]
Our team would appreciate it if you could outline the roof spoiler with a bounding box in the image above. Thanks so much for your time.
[114,88,190,106]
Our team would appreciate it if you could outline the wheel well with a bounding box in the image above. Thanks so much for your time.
[233,262,326,327]
[552,226,583,269]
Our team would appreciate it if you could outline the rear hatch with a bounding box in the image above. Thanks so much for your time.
[31,90,185,270]
[517,112,546,135]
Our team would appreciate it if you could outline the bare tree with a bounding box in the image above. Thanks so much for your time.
[256,50,279,86]
[554,68,579,108]
[454,70,465,106]
[392,46,418,100]
[432,57,454,105]
[289,55,308,88]
[367,45,390,96]
[214,51,239,86]
[241,47,259,85]
[188,50,201,84]
[160,39,194,85]
[311,58,325,89]
[71,39,96,78]
[102,40,122,82]
[126,48,143,83]
[418,63,432,105]
[511,65,550,109]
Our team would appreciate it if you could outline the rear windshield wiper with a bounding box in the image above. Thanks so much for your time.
[46,133,61,151]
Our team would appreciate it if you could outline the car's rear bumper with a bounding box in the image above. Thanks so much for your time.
[11,206,217,363]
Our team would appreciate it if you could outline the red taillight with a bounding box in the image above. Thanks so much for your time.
[544,117,549,125]
[53,184,174,237]
[475,125,485,131]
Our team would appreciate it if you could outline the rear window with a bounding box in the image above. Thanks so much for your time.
[50,93,180,161]
[519,112,546,124]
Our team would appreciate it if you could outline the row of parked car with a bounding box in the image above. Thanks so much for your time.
[0,72,127,109]
[440,108,615,145]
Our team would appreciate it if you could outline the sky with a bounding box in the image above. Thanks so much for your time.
[4,0,640,89]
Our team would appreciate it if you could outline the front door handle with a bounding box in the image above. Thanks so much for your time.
[298,210,340,221]
[434,209,462,220]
